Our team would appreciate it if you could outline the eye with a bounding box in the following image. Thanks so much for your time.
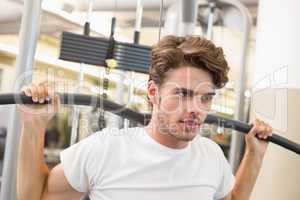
[200,94,213,103]
[176,90,188,97]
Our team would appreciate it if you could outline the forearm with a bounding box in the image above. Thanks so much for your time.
[17,123,49,200]
[231,151,263,200]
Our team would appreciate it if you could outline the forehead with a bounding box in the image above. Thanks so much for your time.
[161,66,215,92]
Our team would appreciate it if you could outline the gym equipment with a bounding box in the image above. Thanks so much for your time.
[0,92,299,155]
[59,32,151,74]
[69,0,94,145]
[133,0,143,44]
[58,1,152,73]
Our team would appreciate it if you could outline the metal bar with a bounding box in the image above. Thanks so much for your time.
[61,43,108,53]
[70,64,85,145]
[62,32,109,44]
[86,0,94,24]
[206,2,216,40]
[180,0,198,36]
[182,0,197,22]
[60,51,107,61]
[0,93,299,155]
[113,71,126,128]
[62,39,109,50]
[116,44,150,52]
[219,0,253,172]
[0,0,43,199]
[158,0,164,41]
[70,0,94,145]
[114,52,150,63]
[59,56,106,67]
[114,50,150,59]
[124,71,135,128]
[114,56,149,66]
[59,32,151,73]
[116,41,150,49]
[60,32,151,53]
[60,49,150,65]
[134,0,143,44]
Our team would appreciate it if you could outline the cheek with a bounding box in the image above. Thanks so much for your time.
[159,98,182,114]
[198,103,212,113]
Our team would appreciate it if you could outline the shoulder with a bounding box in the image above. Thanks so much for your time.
[66,127,144,150]
[95,126,144,140]
[86,126,145,148]
[192,135,224,157]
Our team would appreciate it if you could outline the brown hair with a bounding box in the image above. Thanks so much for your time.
[149,35,229,89]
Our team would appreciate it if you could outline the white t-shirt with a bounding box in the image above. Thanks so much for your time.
[60,127,235,200]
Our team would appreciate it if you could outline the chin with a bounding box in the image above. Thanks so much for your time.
[172,129,198,141]
[178,136,196,142]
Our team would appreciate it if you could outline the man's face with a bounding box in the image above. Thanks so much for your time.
[148,66,215,142]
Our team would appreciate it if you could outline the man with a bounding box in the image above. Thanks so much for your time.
[17,35,272,200]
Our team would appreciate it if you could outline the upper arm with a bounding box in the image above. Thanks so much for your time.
[42,164,85,200]
[219,191,232,200]
[207,139,235,199]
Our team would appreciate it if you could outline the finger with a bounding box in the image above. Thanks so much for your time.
[248,119,260,136]
[258,127,272,140]
[256,120,266,132]
[30,84,39,102]
[53,94,61,113]
[264,125,273,139]
[253,124,266,139]
[248,120,267,140]
[260,126,268,138]
[258,133,267,140]
[37,83,46,103]
[247,126,258,139]
[265,124,272,132]
[258,121,271,139]
[42,82,52,101]
[255,118,262,125]
[45,87,51,102]
[44,81,56,101]
[46,85,55,101]
[21,86,32,97]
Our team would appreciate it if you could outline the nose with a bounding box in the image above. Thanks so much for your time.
[185,98,205,113]
[184,99,198,118]
[174,97,208,125]
[186,100,196,113]
[184,98,210,121]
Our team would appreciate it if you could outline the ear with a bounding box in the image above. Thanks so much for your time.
[147,80,159,106]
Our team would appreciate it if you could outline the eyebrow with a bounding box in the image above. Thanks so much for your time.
[174,87,216,96]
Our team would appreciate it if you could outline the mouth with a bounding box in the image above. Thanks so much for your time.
[178,120,201,129]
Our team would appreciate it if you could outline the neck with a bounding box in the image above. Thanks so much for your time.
[144,117,189,149]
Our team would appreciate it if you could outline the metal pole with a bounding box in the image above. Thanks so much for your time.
[70,65,85,145]
[124,0,143,128]
[158,0,164,40]
[86,0,94,23]
[163,0,197,37]
[219,0,252,172]
[206,2,216,40]
[113,71,125,128]
[181,0,197,36]
[124,71,135,129]
[70,0,93,144]
[134,0,143,44]
[0,0,43,199]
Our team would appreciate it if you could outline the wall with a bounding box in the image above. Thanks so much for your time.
[250,0,300,199]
